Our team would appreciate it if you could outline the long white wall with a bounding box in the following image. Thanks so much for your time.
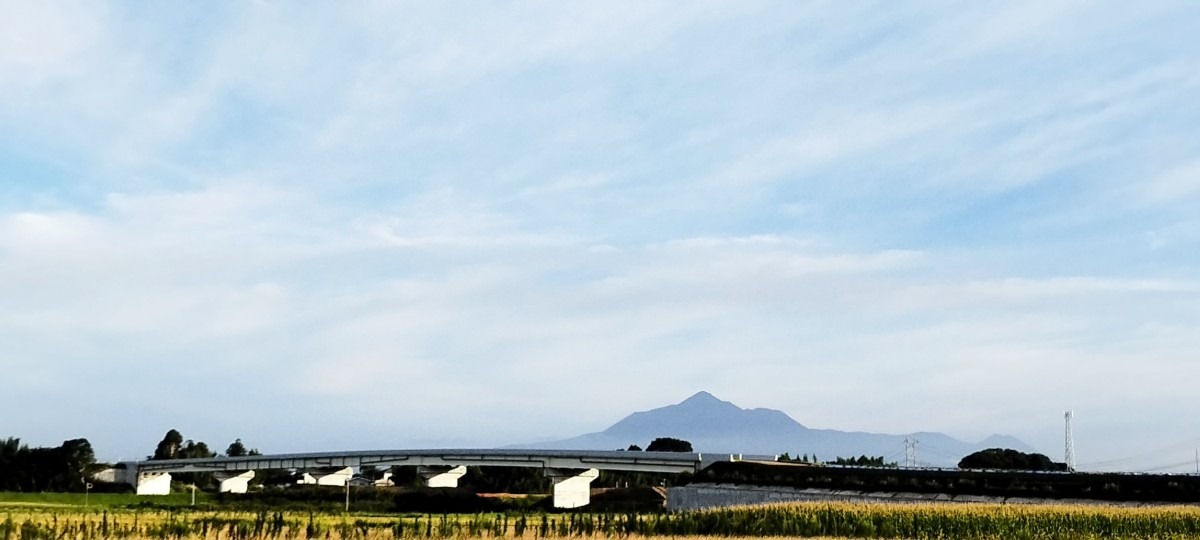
[666,483,1182,510]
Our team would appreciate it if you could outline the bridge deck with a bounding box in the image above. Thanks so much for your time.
[129,449,718,474]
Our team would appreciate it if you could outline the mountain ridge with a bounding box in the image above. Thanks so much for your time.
[515,391,1038,467]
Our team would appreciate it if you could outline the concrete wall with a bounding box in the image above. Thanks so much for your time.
[216,471,255,493]
[91,468,121,484]
[418,466,466,488]
[667,483,1187,511]
[546,468,599,509]
[134,473,172,496]
[373,472,393,487]
[298,467,353,486]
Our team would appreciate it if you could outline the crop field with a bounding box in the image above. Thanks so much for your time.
[5,502,1200,539]
[0,492,208,509]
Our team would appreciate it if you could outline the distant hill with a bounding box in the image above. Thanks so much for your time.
[516,391,1038,467]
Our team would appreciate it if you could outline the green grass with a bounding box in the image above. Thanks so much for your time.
[0,491,212,508]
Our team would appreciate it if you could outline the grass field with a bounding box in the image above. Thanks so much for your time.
[6,500,1200,539]
[0,492,210,509]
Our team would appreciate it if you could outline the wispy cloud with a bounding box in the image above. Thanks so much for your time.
[1,1,1198,469]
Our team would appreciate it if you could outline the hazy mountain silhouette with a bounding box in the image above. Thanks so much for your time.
[517,391,1038,467]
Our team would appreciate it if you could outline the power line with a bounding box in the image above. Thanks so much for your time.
[919,445,967,460]
[1136,459,1199,473]
[1078,437,1200,469]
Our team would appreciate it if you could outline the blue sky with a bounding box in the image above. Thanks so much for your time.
[2,1,1199,472]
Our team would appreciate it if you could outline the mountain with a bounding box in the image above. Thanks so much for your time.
[516,391,1039,467]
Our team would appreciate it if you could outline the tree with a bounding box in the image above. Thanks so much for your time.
[178,440,216,459]
[832,455,896,468]
[57,438,96,482]
[360,465,383,481]
[149,431,217,489]
[626,444,643,451]
[226,439,248,457]
[153,429,184,460]
[958,448,1067,471]
[0,437,97,492]
[646,437,693,453]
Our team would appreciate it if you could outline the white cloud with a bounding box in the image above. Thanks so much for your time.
[0,2,104,87]
[2,1,1199,468]
[1142,160,1200,203]
[3,183,1199,462]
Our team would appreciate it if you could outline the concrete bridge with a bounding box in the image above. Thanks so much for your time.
[122,449,730,508]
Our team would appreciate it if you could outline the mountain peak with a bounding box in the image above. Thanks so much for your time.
[680,391,722,405]
[598,391,806,442]
[518,393,1038,467]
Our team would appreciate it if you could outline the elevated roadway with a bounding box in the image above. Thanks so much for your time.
[123,449,736,508]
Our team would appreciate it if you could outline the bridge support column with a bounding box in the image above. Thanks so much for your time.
[298,467,353,486]
[215,470,255,493]
[418,465,467,488]
[545,468,598,509]
[133,472,173,495]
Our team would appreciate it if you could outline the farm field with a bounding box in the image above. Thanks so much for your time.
[5,501,1200,539]
[0,492,209,509]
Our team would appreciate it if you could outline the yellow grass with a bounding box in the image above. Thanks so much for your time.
[6,501,1200,539]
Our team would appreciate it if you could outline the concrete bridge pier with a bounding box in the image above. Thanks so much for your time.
[120,462,173,495]
[545,468,599,509]
[134,472,173,495]
[418,465,467,488]
[215,470,255,493]
[299,467,353,486]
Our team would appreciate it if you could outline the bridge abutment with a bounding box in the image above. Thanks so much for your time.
[299,467,353,486]
[120,462,173,496]
[215,470,255,493]
[545,468,599,508]
[134,472,173,495]
[418,465,467,488]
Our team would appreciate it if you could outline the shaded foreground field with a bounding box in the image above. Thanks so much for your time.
[698,461,1200,504]
[7,502,1200,539]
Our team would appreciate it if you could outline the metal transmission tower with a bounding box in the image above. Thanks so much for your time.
[1064,410,1076,471]
[904,438,919,468]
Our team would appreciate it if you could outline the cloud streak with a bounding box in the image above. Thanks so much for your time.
[1,1,1198,471]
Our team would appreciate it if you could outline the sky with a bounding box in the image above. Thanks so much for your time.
[1,1,1199,472]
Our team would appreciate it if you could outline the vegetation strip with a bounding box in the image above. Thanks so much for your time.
[7,502,1200,539]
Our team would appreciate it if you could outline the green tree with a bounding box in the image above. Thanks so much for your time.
[226,439,249,457]
[646,437,693,452]
[832,455,896,467]
[57,438,96,482]
[0,437,96,491]
[958,448,1067,471]
[178,440,216,459]
[152,429,184,460]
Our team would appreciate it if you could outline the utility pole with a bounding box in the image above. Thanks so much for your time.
[1064,411,1076,472]
[904,438,919,468]
[345,477,350,512]
[190,484,196,506]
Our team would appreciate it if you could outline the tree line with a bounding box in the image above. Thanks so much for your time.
[0,429,263,493]
[0,437,96,492]
[777,452,898,467]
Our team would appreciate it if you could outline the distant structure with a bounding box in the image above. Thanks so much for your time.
[904,438,919,468]
[1064,410,1076,471]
